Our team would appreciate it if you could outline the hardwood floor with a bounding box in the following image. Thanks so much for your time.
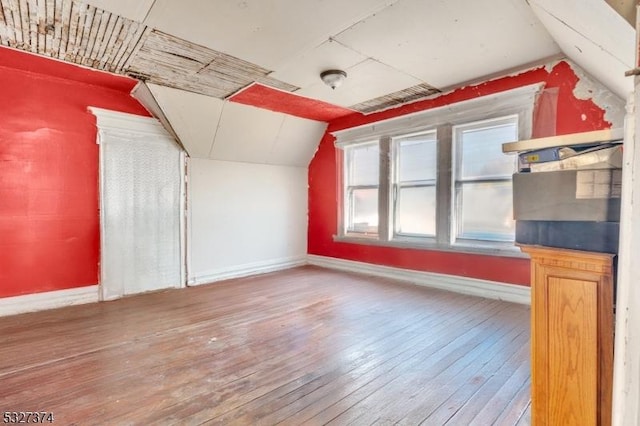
[0,266,531,425]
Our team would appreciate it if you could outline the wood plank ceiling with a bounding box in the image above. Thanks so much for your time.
[350,83,440,114]
[0,0,440,114]
[128,30,298,99]
[0,0,148,73]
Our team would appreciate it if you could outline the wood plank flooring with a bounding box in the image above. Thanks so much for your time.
[0,266,531,425]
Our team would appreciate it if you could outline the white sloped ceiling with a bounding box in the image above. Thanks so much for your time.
[529,0,634,99]
[147,83,224,158]
[145,84,326,167]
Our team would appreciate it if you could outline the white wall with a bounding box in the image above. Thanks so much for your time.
[188,158,308,284]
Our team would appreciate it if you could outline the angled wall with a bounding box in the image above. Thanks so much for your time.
[145,85,324,284]
[188,158,308,284]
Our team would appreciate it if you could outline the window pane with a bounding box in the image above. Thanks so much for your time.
[350,188,378,233]
[458,120,517,179]
[396,186,436,236]
[397,133,437,182]
[348,143,379,186]
[457,181,514,241]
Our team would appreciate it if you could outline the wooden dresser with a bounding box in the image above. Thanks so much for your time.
[520,245,615,426]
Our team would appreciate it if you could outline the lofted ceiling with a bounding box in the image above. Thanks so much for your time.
[0,0,634,164]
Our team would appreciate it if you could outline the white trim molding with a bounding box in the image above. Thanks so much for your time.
[0,285,99,317]
[612,89,640,425]
[188,256,307,287]
[88,107,171,139]
[307,255,531,305]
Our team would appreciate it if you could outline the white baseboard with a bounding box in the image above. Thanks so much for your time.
[307,255,531,305]
[188,256,307,286]
[0,255,528,317]
[0,285,100,317]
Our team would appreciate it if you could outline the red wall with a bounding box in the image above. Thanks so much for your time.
[308,61,612,286]
[0,47,149,298]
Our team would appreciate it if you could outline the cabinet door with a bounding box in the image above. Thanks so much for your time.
[547,273,598,424]
[530,253,613,426]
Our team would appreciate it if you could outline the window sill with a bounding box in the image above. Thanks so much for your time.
[333,235,529,259]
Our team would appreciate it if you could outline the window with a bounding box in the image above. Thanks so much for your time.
[344,142,379,234]
[334,83,539,256]
[392,131,437,237]
[453,116,518,242]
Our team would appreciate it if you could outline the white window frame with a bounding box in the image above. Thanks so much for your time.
[391,130,438,240]
[452,115,519,245]
[333,83,542,257]
[343,141,380,236]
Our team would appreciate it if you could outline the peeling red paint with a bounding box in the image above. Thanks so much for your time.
[308,61,612,286]
[546,61,610,134]
[228,83,357,122]
[0,46,149,298]
[329,62,611,133]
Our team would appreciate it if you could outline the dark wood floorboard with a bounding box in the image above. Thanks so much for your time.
[0,266,531,425]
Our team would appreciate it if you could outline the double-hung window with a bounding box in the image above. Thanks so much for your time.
[344,142,379,234]
[334,83,540,256]
[392,131,437,237]
[453,116,518,243]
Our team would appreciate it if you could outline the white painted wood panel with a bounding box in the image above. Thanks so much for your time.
[144,86,325,166]
[268,115,327,167]
[529,0,634,98]
[187,158,308,285]
[530,0,633,66]
[148,83,223,158]
[209,102,284,164]
[334,0,560,89]
[612,87,640,426]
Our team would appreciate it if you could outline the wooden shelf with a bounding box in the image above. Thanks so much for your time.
[502,128,623,153]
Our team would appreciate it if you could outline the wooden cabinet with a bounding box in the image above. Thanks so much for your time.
[520,245,614,426]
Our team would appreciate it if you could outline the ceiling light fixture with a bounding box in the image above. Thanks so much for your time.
[320,69,347,90]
